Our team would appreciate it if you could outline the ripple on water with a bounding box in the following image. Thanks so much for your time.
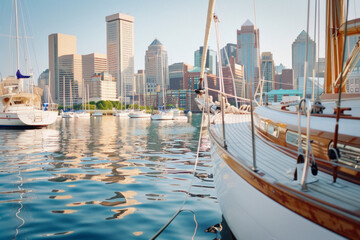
[0,115,226,239]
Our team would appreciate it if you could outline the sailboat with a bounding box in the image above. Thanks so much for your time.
[129,74,150,119]
[0,0,58,128]
[61,76,74,118]
[75,83,90,118]
[196,0,360,239]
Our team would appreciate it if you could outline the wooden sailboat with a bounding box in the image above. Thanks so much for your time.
[196,0,360,239]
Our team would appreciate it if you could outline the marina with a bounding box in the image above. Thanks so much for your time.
[0,115,231,239]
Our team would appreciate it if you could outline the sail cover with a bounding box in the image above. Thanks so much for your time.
[16,70,30,79]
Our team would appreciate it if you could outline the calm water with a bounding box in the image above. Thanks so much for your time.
[0,114,231,240]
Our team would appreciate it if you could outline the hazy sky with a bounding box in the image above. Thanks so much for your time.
[0,0,359,82]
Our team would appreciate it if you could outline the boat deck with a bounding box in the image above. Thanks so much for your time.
[210,113,360,218]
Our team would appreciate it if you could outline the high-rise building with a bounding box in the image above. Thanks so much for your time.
[220,43,237,67]
[82,53,107,92]
[48,33,77,104]
[106,13,135,101]
[194,46,217,75]
[169,62,193,90]
[260,52,275,93]
[237,19,260,98]
[134,70,145,95]
[58,54,83,106]
[292,30,316,90]
[275,63,285,75]
[345,35,360,93]
[145,39,169,99]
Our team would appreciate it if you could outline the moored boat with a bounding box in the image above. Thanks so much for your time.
[196,0,360,239]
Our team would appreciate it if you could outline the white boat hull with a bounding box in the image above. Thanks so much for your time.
[128,113,151,118]
[210,138,344,240]
[150,112,174,120]
[0,110,58,127]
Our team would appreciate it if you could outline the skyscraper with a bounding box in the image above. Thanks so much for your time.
[106,13,134,101]
[221,43,237,67]
[194,46,217,75]
[260,52,275,93]
[48,33,77,104]
[82,53,107,92]
[237,19,260,98]
[58,54,83,106]
[292,30,316,90]
[145,39,169,95]
[169,62,193,90]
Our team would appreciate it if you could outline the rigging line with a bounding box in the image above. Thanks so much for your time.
[303,0,311,98]
[252,0,262,105]
[334,0,350,149]
[316,0,320,100]
[150,106,205,240]
[311,0,318,101]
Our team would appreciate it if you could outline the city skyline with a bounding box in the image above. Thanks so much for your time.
[1,0,359,83]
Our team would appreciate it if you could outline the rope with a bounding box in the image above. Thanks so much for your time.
[150,107,205,240]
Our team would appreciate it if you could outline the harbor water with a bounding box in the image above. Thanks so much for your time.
[0,114,232,239]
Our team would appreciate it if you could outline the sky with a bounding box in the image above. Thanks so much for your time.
[0,0,359,82]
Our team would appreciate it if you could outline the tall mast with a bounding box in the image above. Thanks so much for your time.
[15,0,20,70]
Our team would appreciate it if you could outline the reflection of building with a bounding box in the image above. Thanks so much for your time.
[237,19,260,98]
[106,13,134,99]
[169,62,193,90]
[145,39,169,93]
[49,33,77,104]
[90,72,116,101]
[260,52,275,93]
[292,30,316,90]
[221,43,237,67]
[82,53,107,92]
[194,46,217,75]
[58,54,83,106]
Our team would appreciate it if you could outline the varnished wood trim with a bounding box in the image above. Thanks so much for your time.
[209,129,360,239]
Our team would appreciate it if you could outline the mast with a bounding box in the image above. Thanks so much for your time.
[197,0,216,90]
[15,0,20,70]
[63,76,65,109]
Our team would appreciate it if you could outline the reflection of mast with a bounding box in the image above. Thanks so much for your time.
[63,76,65,108]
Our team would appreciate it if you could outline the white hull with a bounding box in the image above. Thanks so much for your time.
[92,112,103,117]
[74,112,90,118]
[128,112,151,118]
[150,112,174,120]
[0,110,58,127]
[61,112,74,118]
[114,112,129,117]
[210,138,344,240]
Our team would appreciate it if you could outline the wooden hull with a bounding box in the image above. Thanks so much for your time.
[210,133,347,240]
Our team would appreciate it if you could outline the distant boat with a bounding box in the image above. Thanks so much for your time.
[92,111,103,117]
[74,111,90,118]
[61,110,74,118]
[128,110,151,119]
[150,108,175,121]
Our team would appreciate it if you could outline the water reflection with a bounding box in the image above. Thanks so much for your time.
[0,115,223,240]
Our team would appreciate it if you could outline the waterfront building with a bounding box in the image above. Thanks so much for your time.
[48,33,77,104]
[292,30,316,90]
[345,35,360,93]
[221,43,237,67]
[89,72,117,102]
[260,52,275,93]
[82,53,107,93]
[274,69,294,90]
[184,66,218,102]
[194,46,217,75]
[169,62,193,90]
[134,70,145,95]
[236,19,260,98]
[222,56,245,103]
[106,13,135,101]
[145,39,169,107]
[266,89,303,103]
[58,54,83,106]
